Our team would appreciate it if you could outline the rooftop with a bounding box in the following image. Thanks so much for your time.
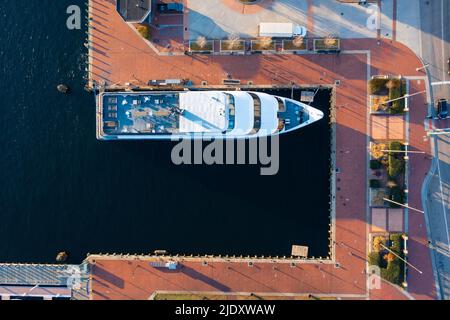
[117,0,152,23]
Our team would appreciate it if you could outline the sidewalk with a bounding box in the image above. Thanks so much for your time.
[87,0,437,300]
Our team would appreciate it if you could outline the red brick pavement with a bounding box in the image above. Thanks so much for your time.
[88,0,436,300]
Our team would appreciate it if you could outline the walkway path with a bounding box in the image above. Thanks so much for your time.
[86,0,436,300]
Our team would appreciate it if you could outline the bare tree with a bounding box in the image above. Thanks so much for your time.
[324,34,338,47]
[292,36,304,48]
[227,33,241,50]
[259,36,273,50]
[196,36,207,49]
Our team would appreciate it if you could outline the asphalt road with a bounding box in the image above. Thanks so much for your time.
[425,136,450,300]
[420,0,450,300]
[420,0,450,101]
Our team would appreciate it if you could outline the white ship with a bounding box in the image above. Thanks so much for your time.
[97,91,324,140]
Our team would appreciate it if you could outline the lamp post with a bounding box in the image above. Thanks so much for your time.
[381,90,427,112]
[379,242,422,274]
[416,63,430,72]
[381,148,426,161]
[382,198,424,214]
[427,129,450,136]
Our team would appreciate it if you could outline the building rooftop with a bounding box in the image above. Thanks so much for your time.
[117,0,152,23]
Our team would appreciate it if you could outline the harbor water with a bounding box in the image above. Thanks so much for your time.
[0,0,331,263]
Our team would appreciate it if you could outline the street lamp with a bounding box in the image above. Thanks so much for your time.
[427,129,450,136]
[382,198,424,214]
[416,63,430,72]
[379,242,423,274]
[381,144,426,160]
[381,90,427,112]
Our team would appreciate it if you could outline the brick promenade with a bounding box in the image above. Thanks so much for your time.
[87,0,436,300]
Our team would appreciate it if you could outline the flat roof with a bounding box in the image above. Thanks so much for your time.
[117,0,152,22]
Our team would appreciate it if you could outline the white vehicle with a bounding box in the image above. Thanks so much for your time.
[97,91,323,140]
[258,23,307,38]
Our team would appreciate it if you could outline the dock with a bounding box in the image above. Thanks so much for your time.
[0,263,90,300]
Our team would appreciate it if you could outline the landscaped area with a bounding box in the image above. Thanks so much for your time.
[283,37,307,51]
[369,78,407,114]
[314,37,340,52]
[251,38,276,51]
[369,141,406,208]
[135,24,150,40]
[369,233,406,285]
[189,37,214,53]
[220,40,246,52]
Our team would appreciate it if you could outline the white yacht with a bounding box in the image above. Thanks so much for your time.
[97,91,324,140]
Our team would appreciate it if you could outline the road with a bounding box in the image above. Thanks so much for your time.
[420,0,450,101]
[419,0,450,300]
[424,136,450,299]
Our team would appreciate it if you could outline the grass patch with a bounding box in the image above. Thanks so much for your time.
[388,82,407,114]
[369,233,405,285]
[369,79,389,95]
[387,141,405,179]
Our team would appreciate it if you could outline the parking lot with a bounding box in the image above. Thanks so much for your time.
[187,0,377,40]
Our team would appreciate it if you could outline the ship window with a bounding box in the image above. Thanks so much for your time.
[248,93,261,134]
[276,97,286,112]
[225,93,236,131]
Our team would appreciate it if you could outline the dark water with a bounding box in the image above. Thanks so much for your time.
[0,1,331,263]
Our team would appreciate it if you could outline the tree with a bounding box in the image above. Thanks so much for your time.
[383,252,395,263]
[386,79,401,90]
[292,36,304,48]
[370,143,386,159]
[259,36,273,50]
[196,36,207,49]
[373,236,385,252]
[136,24,150,40]
[324,34,338,47]
[227,33,241,50]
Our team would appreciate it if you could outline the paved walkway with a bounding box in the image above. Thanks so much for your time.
[87,0,436,300]
[424,134,450,299]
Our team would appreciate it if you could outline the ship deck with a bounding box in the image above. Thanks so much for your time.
[102,93,180,135]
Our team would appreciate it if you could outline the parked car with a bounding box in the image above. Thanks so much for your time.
[157,2,184,14]
[437,98,448,119]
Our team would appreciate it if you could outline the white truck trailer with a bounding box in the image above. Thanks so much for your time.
[258,23,307,38]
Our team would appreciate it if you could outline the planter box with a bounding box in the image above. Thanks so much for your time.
[282,39,307,51]
[189,40,214,53]
[313,38,340,52]
[251,40,276,52]
[370,95,390,114]
[220,40,245,52]
[370,188,389,207]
